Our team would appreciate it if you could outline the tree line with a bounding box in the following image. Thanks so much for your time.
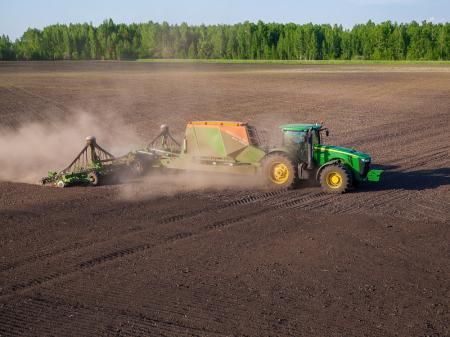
[0,19,448,61]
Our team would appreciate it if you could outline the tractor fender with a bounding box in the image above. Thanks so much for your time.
[260,150,292,163]
[315,160,341,181]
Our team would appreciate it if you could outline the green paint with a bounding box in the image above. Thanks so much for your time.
[234,145,266,163]
[314,145,371,161]
[367,169,384,182]
[192,127,227,158]
[221,132,247,156]
[280,124,323,132]
[313,144,372,182]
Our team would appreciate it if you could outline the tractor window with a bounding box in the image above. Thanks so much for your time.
[247,126,261,146]
[313,131,320,144]
[284,131,306,145]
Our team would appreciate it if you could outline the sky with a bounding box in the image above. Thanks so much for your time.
[0,0,448,40]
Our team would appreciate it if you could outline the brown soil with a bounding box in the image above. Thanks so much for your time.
[0,61,449,337]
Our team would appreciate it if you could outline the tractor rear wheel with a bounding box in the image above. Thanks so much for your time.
[87,172,100,186]
[262,153,296,189]
[319,164,352,193]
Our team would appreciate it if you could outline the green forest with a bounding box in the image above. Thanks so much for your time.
[0,20,448,61]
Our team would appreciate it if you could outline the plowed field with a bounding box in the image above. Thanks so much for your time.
[0,62,449,337]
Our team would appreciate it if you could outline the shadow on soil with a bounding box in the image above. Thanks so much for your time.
[362,165,450,191]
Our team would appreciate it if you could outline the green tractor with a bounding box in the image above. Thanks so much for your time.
[133,121,382,193]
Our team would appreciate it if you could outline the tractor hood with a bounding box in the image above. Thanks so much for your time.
[314,144,371,161]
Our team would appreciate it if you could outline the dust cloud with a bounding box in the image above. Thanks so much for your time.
[120,170,264,201]
[0,107,291,196]
[0,112,141,184]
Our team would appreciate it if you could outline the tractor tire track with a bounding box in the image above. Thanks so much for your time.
[0,190,288,297]
[1,187,337,298]
[6,179,434,297]
[0,295,227,337]
[160,189,285,224]
[0,189,285,274]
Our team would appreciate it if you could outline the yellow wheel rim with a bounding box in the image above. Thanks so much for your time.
[326,172,343,188]
[270,163,290,184]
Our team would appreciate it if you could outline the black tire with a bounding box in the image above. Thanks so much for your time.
[87,172,100,186]
[319,164,352,193]
[261,153,297,189]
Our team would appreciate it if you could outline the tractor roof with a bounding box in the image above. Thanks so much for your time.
[189,121,247,127]
[280,123,323,132]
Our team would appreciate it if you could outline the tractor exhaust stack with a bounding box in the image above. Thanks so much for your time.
[306,129,314,170]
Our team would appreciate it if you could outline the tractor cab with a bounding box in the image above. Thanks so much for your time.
[280,123,326,146]
[279,123,327,165]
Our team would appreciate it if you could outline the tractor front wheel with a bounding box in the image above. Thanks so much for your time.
[262,153,296,189]
[319,164,352,193]
[87,172,100,186]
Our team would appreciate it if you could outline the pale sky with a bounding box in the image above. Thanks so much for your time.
[0,0,448,40]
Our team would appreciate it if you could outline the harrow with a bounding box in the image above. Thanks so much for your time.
[41,136,141,187]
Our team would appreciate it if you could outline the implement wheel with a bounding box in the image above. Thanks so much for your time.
[87,172,100,186]
[319,164,352,193]
[132,159,145,176]
[262,153,296,189]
